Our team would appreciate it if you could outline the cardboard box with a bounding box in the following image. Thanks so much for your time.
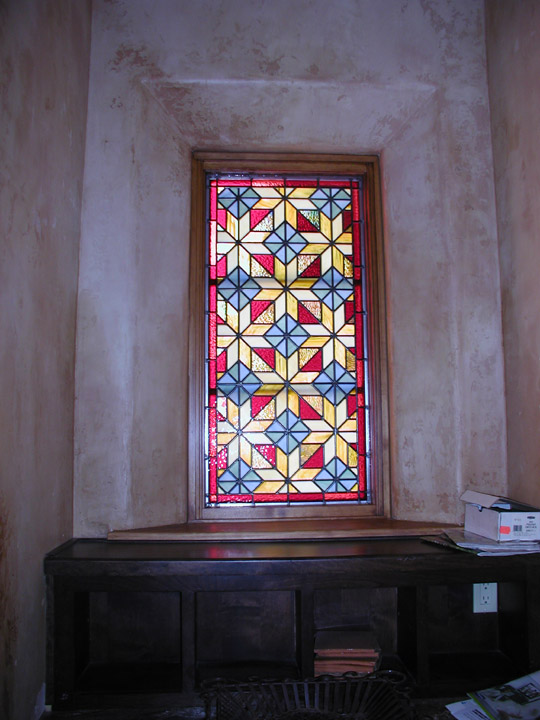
[461,490,540,542]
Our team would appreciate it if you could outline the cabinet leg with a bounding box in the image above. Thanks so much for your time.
[182,591,196,693]
[298,587,315,678]
[527,569,540,671]
[398,585,429,688]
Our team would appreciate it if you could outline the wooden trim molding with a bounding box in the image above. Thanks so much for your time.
[188,152,390,524]
[108,519,457,542]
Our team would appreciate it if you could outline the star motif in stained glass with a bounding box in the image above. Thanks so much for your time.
[311,269,353,309]
[218,186,260,218]
[264,314,308,358]
[217,361,262,405]
[314,458,357,491]
[218,268,261,310]
[218,459,263,493]
[313,360,356,403]
[263,222,307,263]
[265,409,310,452]
[310,187,351,219]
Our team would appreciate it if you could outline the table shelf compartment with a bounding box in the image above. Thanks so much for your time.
[76,660,183,695]
[422,649,528,697]
[195,590,298,677]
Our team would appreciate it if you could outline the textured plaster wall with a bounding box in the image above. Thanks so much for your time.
[0,1,91,718]
[75,0,507,535]
[486,1,540,507]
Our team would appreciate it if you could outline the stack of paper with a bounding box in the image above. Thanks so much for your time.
[314,630,381,676]
[422,528,540,556]
[447,671,540,720]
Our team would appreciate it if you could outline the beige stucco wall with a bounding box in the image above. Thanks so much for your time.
[0,1,91,717]
[486,0,540,507]
[5,0,540,712]
[75,0,507,535]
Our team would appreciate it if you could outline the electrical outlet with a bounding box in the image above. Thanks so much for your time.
[473,582,498,613]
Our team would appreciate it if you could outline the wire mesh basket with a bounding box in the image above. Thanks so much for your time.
[203,671,415,720]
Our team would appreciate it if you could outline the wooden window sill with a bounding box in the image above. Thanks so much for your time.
[107,518,459,541]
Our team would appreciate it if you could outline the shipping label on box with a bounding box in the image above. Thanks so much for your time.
[462,492,540,542]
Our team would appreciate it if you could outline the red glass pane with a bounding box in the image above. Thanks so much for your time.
[352,223,361,263]
[319,180,350,188]
[297,212,320,233]
[217,351,227,373]
[255,444,276,465]
[302,446,324,468]
[356,412,366,455]
[251,300,272,323]
[325,492,358,501]
[217,208,227,229]
[217,447,227,469]
[356,358,364,388]
[355,284,364,317]
[217,178,251,186]
[253,347,275,370]
[252,395,273,418]
[216,256,227,278]
[250,208,273,229]
[290,493,324,502]
[352,183,361,221]
[252,178,284,187]
[252,254,275,275]
[208,359,216,389]
[209,183,217,220]
[285,179,318,187]
[209,284,217,312]
[357,457,366,492]
[298,256,321,278]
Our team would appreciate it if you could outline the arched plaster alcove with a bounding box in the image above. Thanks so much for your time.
[74,0,507,536]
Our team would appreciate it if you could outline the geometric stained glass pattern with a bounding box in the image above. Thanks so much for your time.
[205,175,370,506]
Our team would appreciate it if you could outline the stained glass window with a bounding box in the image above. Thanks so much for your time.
[205,175,371,507]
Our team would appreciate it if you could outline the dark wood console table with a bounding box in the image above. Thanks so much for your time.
[44,537,540,710]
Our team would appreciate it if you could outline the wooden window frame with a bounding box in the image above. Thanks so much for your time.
[188,152,390,523]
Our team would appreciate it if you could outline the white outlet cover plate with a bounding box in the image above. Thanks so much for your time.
[473,582,498,613]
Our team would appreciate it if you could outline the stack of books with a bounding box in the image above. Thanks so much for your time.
[314,629,381,676]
